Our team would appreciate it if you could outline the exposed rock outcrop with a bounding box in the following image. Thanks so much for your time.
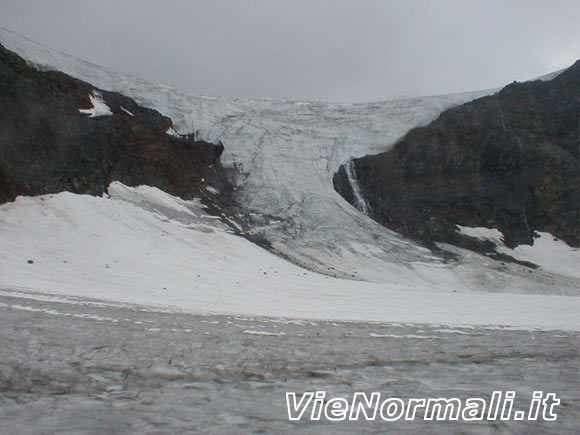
[0,43,224,204]
[335,61,579,251]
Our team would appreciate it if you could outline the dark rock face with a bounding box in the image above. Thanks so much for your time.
[333,165,357,207]
[0,43,224,204]
[334,61,579,250]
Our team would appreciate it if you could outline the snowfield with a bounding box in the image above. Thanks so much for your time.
[1,183,579,331]
[0,27,578,330]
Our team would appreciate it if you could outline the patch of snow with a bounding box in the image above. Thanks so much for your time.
[369,332,440,339]
[456,225,505,244]
[165,126,180,137]
[435,328,469,335]
[457,226,580,280]
[78,90,112,118]
[120,106,134,116]
[503,232,580,280]
[242,330,287,336]
[4,303,118,323]
[223,215,243,232]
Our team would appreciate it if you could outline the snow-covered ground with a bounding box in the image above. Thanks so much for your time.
[456,225,580,280]
[0,27,578,331]
[1,184,579,331]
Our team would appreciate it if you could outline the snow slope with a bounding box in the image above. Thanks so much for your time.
[0,28,578,330]
[456,226,580,280]
[1,184,579,331]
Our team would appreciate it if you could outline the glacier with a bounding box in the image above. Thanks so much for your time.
[0,27,578,330]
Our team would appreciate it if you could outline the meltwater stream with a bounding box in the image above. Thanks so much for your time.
[344,159,368,214]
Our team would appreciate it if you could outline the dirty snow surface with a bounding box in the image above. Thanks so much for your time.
[0,28,579,433]
[0,293,578,434]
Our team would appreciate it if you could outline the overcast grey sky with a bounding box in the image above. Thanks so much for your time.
[1,0,578,102]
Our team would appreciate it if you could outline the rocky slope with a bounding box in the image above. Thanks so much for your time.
[0,44,224,204]
[335,61,579,252]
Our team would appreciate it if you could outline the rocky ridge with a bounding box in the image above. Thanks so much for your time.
[335,61,579,254]
[0,44,224,204]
